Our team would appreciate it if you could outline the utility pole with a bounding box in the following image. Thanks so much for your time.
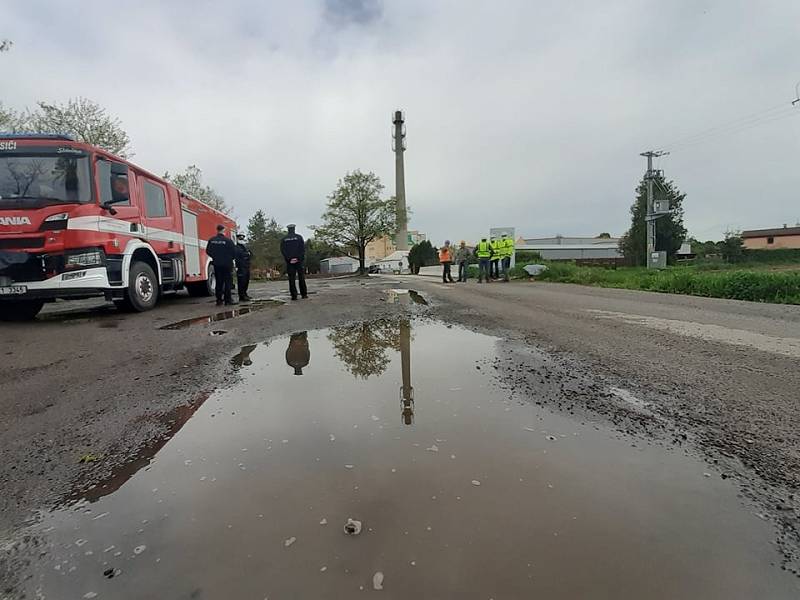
[392,110,408,251]
[640,150,668,268]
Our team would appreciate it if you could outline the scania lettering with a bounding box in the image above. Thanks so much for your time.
[0,134,235,321]
[0,216,33,226]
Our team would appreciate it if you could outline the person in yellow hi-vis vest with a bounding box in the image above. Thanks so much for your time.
[490,237,502,280]
[500,233,514,282]
[474,237,494,283]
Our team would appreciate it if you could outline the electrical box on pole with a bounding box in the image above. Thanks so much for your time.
[640,150,669,269]
[648,251,667,269]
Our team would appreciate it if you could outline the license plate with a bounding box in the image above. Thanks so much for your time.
[0,285,27,295]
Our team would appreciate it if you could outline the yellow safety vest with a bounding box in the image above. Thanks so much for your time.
[491,240,502,259]
[503,237,514,257]
[477,240,492,258]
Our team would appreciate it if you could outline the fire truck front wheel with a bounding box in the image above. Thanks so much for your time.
[117,261,160,312]
[0,300,45,321]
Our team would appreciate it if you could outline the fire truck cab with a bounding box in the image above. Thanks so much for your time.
[0,134,235,321]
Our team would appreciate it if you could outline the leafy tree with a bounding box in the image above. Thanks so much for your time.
[164,164,230,214]
[720,231,744,263]
[596,232,612,239]
[688,237,721,259]
[620,173,687,265]
[0,39,12,52]
[305,238,340,273]
[313,170,397,275]
[0,104,20,130]
[327,319,401,379]
[20,98,133,157]
[245,209,285,272]
[407,240,438,273]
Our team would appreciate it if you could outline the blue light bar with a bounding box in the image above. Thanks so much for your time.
[0,132,76,141]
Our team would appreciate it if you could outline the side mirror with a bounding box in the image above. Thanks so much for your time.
[101,196,128,215]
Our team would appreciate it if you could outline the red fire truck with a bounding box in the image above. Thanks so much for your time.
[0,134,236,320]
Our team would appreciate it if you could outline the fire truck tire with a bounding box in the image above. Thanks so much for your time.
[0,300,45,321]
[118,261,159,312]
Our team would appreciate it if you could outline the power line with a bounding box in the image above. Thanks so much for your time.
[659,104,799,152]
[665,109,800,151]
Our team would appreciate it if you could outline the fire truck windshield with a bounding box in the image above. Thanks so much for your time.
[0,151,92,208]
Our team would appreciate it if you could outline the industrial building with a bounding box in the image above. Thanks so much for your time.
[741,225,800,250]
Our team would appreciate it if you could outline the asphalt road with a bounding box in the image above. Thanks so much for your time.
[2,275,799,593]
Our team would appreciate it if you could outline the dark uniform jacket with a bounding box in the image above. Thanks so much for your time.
[280,232,305,264]
[235,243,252,270]
[207,233,236,268]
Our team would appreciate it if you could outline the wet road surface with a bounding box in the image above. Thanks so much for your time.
[17,320,799,599]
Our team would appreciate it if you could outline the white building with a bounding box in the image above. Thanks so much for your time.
[516,235,622,260]
[320,256,359,275]
[373,250,411,274]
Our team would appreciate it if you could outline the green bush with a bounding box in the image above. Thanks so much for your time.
[742,248,800,265]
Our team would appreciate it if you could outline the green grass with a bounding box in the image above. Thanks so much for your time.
[514,262,800,304]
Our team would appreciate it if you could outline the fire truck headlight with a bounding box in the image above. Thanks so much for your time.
[65,249,104,269]
[41,212,69,231]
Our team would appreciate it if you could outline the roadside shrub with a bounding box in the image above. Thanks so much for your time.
[743,248,800,265]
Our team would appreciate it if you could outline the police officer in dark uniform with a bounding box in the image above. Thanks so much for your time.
[206,224,236,306]
[280,224,308,301]
[234,233,252,302]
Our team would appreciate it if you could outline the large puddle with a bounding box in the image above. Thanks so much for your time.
[17,320,799,598]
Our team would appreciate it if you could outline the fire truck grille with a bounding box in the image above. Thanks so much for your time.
[0,237,45,250]
[0,252,46,282]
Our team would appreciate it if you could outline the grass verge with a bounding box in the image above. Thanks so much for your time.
[512,262,800,304]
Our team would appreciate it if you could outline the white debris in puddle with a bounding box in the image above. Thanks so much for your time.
[373,571,385,590]
[92,512,109,521]
[200,476,207,481]
[320,518,328,525]
[523,426,536,432]
[391,468,397,473]
[449,387,462,391]
[284,537,297,548]
[343,519,362,535]
[371,415,380,421]
[450,454,456,459]
[410,561,416,566]
[282,439,289,444]
[546,435,558,441]
[75,539,87,547]
[426,445,439,453]
[133,545,146,555]
[345,464,354,470]
[329,434,336,442]
[103,545,115,553]
[471,480,481,486]
[184,459,192,466]
[83,593,98,599]
[435,439,447,443]
[320,566,328,572]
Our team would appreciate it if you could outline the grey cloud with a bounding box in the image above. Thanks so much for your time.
[2,0,800,245]
[324,0,383,27]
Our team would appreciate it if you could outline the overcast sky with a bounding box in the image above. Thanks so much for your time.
[3,0,800,244]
